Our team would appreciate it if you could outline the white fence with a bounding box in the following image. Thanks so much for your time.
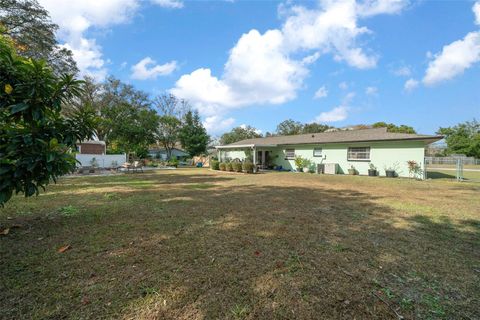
[75,154,126,168]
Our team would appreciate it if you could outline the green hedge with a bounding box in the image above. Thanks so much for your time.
[226,162,233,171]
[233,162,243,172]
[242,161,254,173]
[219,162,227,171]
[211,160,220,170]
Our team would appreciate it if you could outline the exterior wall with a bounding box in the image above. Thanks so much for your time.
[76,154,126,168]
[217,140,426,178]
[269,141,425,177]
[219,150,248,162]
[149,149,189,160]
[79,143,105,155]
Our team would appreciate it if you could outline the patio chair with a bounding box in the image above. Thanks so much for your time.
[132,161,143,173]
[121,162,132,172]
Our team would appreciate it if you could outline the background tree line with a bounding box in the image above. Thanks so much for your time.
[66,77,210,159]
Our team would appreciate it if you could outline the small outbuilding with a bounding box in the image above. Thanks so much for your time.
[78,141,106,155]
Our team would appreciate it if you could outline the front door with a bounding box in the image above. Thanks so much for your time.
[256,151,270,168]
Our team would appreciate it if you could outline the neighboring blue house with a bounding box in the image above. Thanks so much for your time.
[148,145,189,160]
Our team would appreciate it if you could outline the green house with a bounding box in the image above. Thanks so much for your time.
[215,128,443,178]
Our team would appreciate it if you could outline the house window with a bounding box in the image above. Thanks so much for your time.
[347,147,370,160]
[313,148,322,157]
[285,149,295,159]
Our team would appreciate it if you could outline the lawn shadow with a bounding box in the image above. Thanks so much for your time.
[1,174,479,319]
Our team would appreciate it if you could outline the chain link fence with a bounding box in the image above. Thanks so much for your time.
[425,157,480,182]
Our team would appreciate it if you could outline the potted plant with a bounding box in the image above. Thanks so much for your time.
[384,165,396,178]
[302,159,311,173]
[348,165,357,175]
[368,163,377,176]
[294,155,304,172]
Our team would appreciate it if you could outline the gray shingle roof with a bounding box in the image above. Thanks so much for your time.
[218,128,443,148]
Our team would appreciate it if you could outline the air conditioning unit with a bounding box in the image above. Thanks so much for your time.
[323,163,338,175]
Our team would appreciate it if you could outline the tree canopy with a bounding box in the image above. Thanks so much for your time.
[371,122,416,134]
[220,126,262,145]
[156,115,182,159]
[179,110,209,157]
[437,119,480,158]
[276,119,304,136]
[274,119,333,136]
[0,33,93,205]
[0,0,77,75]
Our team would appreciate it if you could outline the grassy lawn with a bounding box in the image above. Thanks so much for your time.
[427,169,480,181]
[1,169,479,319]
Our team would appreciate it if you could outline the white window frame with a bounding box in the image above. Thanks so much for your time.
[347,147,371,161]
[313,147,322,157]
[285,149,295,159]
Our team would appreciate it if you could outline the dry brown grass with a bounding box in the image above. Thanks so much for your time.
[1,169,479,319]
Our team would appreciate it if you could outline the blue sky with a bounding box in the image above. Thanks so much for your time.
[40,0,480,136]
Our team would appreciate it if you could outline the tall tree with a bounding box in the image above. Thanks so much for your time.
[106,103,159,158]
[0,34,93,205]
[63,76,152,143]
[438,119,480,158]
[179,110,209,157]
[0,0,77,75]
[156,115,182,159]
[153,93,190,118]
[302,123,333,134]
[372,122,416,134]
[220,126,262,145]
[276,119,304,136]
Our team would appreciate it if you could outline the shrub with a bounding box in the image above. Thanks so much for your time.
[167,158,179,168]
[219,162,227,171]
[233,162,243,172]
[211,160,220,170]
[294,155,304,170]
[242,161,254,173]
[226,162,233,171]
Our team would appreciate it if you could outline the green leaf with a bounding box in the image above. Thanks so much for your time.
[10,103,29,114]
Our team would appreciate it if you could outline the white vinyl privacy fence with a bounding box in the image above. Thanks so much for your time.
[76,154,126,168]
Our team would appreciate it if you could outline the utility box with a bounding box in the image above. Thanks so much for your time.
[323,163,338,175]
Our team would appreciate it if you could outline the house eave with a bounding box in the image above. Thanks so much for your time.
[215,144,278,149]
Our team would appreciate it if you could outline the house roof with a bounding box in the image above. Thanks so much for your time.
[216,128,443,149]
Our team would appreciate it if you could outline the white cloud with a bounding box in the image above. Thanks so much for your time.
[404,78,419,91]
[131,57,177,80]
[203,116,235,133]
[392,65,412,77]
[171,29,307,116]
[314,86,328,99]
[315,106,349,122]
[39,0,139,79]
[474,1,480,25]
[314,91,354,123]
[357,0,410,17]
[239,124,262,134]
[423,31,480,86]
[339,81,348,90]
[171,0,409,118]
[151,0,184,9]
[421,1,480,86]
[365,86,378,95]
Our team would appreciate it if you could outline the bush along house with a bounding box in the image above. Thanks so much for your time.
[215,128,443,178]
